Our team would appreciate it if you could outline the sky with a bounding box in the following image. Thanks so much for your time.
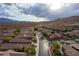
[0,3,79,22]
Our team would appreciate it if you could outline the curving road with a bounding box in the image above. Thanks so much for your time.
[36,31,49,56]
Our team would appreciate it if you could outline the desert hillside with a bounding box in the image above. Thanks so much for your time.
[40,16,79,28]
[1,16,79,29]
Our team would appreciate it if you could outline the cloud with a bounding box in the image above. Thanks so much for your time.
[0,3,45,22]
[0,3,49,22]
[20,3,79,19]
[0,3,79,22]
[0,14,49,22]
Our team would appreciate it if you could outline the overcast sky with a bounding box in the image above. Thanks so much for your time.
[0,3,79,22]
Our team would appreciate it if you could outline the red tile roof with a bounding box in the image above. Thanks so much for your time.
[0,43,28,50]
[9,37,32,44]
[63,45,79,56]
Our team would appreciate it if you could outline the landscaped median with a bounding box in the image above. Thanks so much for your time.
[49,41,63,56]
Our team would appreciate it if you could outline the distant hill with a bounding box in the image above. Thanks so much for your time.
[39,16,79,28]
[0,18,36,28]
[0,18,33,24]
[0,18,19,24]
[1,16,79,28]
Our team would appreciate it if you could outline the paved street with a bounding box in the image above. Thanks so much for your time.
[36,31,49,56]
[39,39,49,56]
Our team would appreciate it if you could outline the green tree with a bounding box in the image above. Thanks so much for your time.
[13,29,20,35]
[52,49,62,56]
[4,36,12,43]
[52,41,61,49]
[51,41,63,56]
[33,27,38,31]
[24,45,36,55]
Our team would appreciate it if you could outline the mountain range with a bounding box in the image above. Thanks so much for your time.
[0,16,79,28]
[39,16,79,28]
